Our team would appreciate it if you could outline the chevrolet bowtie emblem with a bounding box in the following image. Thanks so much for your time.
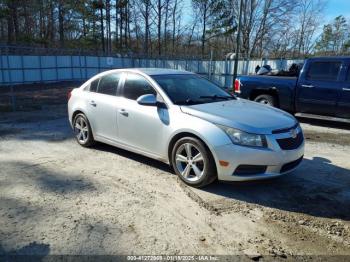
[290,129,297,139]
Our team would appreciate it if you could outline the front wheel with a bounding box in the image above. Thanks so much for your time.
[254,94,277,107]
[171,137,217,188]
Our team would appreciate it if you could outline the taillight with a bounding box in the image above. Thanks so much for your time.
[67,90,72,101]
[234,79,241,93]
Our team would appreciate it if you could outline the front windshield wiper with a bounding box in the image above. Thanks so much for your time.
[174,98,204,105]
[199,95,235,100]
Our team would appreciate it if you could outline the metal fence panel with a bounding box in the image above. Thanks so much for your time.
[0,54,305,87]
[42,69,57,81]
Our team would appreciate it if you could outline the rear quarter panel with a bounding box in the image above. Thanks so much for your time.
[237,76,297,112]
[68,88,89,127]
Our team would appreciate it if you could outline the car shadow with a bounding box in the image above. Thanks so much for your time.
[92,142,350,221]
[3,160,97,195]
[202,156,350,220]
[0,241,50,260]
[93,142,173,174]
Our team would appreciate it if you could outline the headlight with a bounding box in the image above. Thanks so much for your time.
[218,125,267,147]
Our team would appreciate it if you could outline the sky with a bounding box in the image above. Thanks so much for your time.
[324,0,350,23]
[182,0,350,26]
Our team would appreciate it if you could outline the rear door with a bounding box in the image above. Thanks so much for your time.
[86,72,122,141]
[296,60,343,116]
[337,63,350,118]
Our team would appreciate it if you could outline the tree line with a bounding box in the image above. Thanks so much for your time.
[0,0,348,59]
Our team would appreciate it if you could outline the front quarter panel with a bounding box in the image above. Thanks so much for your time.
[165,108,232,164]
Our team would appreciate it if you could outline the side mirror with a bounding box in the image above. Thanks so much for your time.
[136,94,157,106]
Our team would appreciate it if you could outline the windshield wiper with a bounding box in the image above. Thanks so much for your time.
[199,95,235,100]
[174,98,203,105]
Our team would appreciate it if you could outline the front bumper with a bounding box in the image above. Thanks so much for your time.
[212,130,305,182]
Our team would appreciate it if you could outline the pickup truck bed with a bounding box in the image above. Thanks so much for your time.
[238,76,297,112]
[235,57,350,120]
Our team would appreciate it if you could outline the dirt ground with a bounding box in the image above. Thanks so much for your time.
[1,102,350,260]
[0,82,79,112]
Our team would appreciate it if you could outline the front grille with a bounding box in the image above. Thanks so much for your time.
[280,156,303,173]
[276,132,304,150]
[234,165,267,176]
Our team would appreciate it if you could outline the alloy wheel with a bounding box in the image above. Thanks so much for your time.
[175,143,206,182]
[74,116,89,143]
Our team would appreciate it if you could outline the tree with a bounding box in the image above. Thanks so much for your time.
[192,0,218,55]
[0,0,343,59]
[315,15,349,55]
[139,0,152,55]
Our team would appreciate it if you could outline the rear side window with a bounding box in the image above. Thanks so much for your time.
[123,73,156,100]
[306,62,341,81]
[97,73,121,96]
[89,79,99,92]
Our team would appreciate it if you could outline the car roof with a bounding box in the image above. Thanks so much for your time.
[124,68,195,76]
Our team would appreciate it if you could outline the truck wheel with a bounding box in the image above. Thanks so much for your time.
[254,94,276,107]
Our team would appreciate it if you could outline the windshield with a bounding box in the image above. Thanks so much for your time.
[152,74,235,105]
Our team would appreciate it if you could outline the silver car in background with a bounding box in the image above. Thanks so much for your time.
[68,68,304,187]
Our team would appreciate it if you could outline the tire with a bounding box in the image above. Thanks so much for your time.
[171,137,217,188]
[254,94,277,107]
[73,113,95,147]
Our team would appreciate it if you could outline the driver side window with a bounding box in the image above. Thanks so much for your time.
[123,73,156,100]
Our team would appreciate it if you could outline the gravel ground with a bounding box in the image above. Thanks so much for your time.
[0,105,350,259]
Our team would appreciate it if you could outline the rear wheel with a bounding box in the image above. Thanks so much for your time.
[171,137,217,188]
[73,113,95,147]
[254,94,276,107]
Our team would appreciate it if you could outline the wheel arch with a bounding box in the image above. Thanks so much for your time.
[249,88,280,107]
[71,109,94,134]
[167,131,218,173]
[72,109,85,123]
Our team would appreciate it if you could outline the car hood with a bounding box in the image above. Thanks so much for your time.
[180,99,297,134]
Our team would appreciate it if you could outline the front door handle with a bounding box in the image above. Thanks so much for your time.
[90,100,97,107]
[343,88,350,92]
[301,84,314,88]
[119,109,129,117]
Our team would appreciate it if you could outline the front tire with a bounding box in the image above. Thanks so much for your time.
[73,113,95,147]
[171,137,217,188]
[254,94,276,107]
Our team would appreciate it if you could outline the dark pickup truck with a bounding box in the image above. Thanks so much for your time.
[235,57,350,120]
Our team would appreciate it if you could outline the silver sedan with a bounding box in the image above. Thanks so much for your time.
[68,68,304,187]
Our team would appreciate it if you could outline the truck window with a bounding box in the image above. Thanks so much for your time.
[306,62,341,81]
[346,67,350,82]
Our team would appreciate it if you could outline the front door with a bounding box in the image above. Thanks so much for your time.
[296,61,342,116]
[117,73,168,156]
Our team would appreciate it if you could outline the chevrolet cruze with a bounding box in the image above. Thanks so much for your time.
[68,68,304,187]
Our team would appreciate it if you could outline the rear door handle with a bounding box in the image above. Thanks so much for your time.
[301,84,314,88]
[343,88,350,92]
[119,109,128,116]
[90,100,97,107]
